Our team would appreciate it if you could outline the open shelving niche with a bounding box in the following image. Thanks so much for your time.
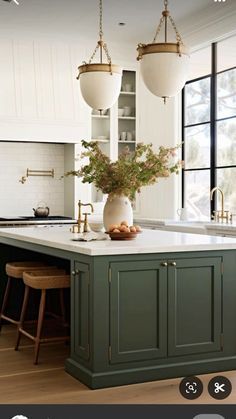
[89,69,139,216]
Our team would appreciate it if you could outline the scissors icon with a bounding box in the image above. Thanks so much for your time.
[214,382,225,393]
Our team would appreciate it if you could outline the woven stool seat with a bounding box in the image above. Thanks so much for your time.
[15,268,70,364]
[23,269,70,290]
[0,261,55,331]
[6,261,49,278]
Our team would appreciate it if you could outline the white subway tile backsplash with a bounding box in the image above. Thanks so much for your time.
[0,142,65,216]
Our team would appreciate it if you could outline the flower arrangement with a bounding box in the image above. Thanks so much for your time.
[66,140,181,201]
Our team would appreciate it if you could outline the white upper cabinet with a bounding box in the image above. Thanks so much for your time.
[0,40,90,143]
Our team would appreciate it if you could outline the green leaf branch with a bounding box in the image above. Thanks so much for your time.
[65,140,182,201]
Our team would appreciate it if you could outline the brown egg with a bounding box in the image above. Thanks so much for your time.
[108,224,119,232]
[119,225,127,232]
[124,227,130,233]
[113,228,120,233]
[134,225,142,232]
[130,226,137,232]
[120,220,128,226]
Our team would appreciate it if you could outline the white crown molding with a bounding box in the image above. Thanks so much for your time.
[179,1,236,50]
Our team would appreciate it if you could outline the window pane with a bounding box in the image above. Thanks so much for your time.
[188,46,211,80]
[218,35,236,72]
[184,170,210,219]
[217,168,236,213]
[185,78,211,126]
[217,118,236,166]
[185,124,210,169]
[217,69,236,119]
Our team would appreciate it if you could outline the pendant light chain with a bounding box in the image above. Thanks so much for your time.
[88,0,112,67]
[152,0,183,46]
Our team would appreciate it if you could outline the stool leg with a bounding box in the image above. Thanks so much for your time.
[34,289,46,365]
[0,277,11,332]
[15,285,30,351]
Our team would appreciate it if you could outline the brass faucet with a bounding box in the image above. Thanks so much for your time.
[71,200,94,233]
[210,187,232,223]
[77,200,94,232]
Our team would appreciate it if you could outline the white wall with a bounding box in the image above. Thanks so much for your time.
[136,73,181,219]
[0,142,65,216]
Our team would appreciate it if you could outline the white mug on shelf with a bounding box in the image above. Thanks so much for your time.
[125,83,132,92]
[126,132,132,141]
[120,132,127,141]
[123,106,132,116]
[177,207,188,221]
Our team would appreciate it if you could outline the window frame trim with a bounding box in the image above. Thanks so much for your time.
[181,41,236,215]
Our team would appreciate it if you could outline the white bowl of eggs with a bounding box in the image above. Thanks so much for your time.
[106,221,142,240]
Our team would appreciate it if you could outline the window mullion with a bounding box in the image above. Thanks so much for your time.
[181,89,185,208]
[210,42,217,214]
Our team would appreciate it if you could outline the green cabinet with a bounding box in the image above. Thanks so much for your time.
[168,257,222,356]
[109,260,167,363]
[72,261,90,361]
[109,256,223,364]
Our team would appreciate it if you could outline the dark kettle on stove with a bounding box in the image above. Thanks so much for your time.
[33,202,50,218]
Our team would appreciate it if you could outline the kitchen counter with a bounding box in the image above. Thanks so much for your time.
[135,217,236,236]
[1,226,236,389]
[0,225,236,255]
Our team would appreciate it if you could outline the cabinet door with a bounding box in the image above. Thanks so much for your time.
[109,260,167,364]
[168,257,222,356]
[73,262,90,361]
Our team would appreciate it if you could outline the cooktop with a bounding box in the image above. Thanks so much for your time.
[0,216,77,226]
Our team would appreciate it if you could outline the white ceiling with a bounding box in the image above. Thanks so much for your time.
[0,0,232,46]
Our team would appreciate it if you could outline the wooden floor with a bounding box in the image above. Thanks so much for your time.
[0,325,236,404]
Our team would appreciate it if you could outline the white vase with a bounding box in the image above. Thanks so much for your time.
[103,194,133,231]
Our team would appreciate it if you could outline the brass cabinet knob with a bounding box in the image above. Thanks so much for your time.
[72,269,79,276]
[169,261,177,267]
[161,262,168,267]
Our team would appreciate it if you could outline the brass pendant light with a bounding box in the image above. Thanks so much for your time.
[137,0,190,103]
[77,0,123,111]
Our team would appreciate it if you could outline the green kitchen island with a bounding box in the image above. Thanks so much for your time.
[0,226,236,389]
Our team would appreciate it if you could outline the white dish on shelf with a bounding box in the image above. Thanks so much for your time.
[118,108,124,117]
[97,135,108,140]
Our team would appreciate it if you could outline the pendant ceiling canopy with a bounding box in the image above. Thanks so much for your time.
[137,0,190,103]
[77,0,122,111]
[2,0,19,4]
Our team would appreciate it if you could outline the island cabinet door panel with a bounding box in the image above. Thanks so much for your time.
[73,262,90,361]
[168,257,222,357]
[109,260,167,364]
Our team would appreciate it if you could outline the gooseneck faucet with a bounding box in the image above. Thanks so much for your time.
[210,187,224,216]
[77,200,94,232]
[210,187,232,223]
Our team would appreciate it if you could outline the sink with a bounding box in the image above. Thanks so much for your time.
[167,220,210,225]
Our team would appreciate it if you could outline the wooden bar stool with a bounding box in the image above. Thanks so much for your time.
[15,269,70,364]
[0,261,53,331]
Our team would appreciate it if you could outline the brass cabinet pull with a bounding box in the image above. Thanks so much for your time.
[72,269,80,276]
[161,262,168,267]
[169,261,177,267]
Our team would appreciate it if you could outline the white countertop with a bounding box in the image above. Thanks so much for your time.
[0,225,236,256]
[135,218,236,235]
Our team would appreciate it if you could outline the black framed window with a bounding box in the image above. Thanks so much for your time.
[182,36,236,219]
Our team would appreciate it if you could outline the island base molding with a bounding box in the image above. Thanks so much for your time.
[65,356,236,389]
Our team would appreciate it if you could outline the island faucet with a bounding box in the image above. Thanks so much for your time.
[71,200,94,233]
[77,200,94,232]
[210,187,232,223]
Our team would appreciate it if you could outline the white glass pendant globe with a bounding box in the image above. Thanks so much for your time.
[138,43,190,98]
[79,63,122,110]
